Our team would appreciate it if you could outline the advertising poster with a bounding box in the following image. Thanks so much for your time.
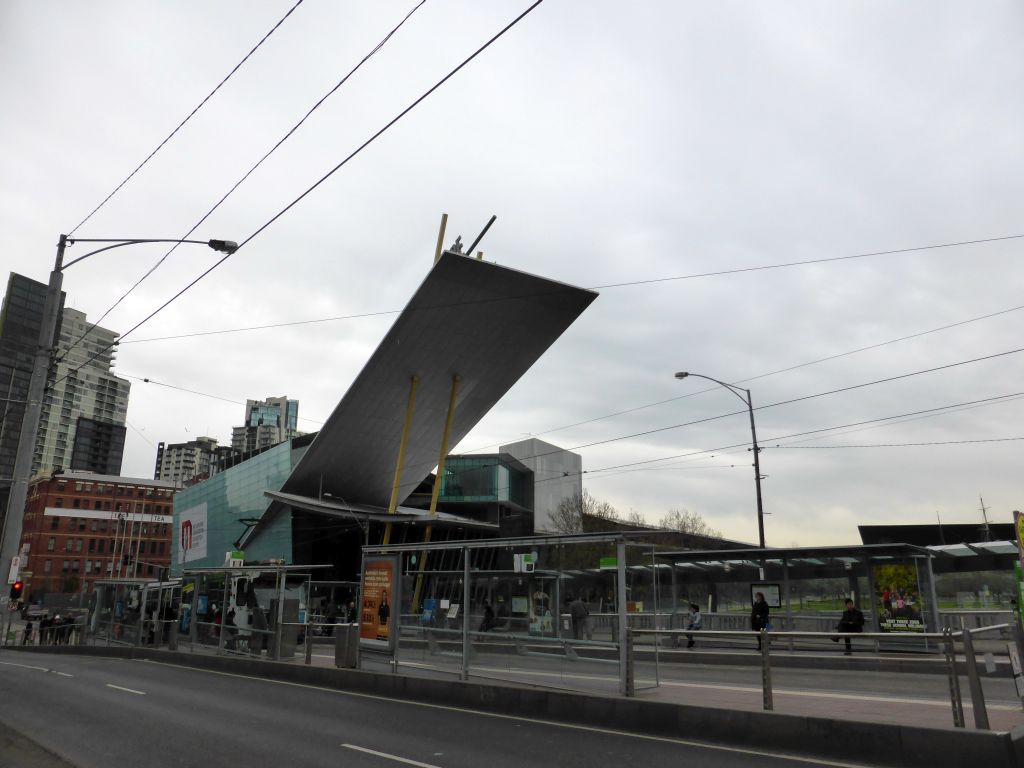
[751,583,781,609]
[177,503,208,564]
[874,562,926,632]
[360,557,397,650]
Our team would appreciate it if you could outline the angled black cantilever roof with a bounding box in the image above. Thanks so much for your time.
[279,250,597,509]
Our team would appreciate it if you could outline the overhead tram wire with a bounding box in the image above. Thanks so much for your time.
[122,374,326,426]
[445,345,1024,470]
[60,0,426,364]
[49,0,546,391]
[67,0,304,237]
[535,392,1024,483]
[117,234,1024,346]
[771,437,1024,449]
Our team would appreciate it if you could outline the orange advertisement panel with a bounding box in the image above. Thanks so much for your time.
[360,557,397,649]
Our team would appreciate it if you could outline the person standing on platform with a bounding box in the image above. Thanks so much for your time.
[751,592,770,650]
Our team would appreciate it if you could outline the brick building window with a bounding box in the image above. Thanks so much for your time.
[62,560,69,572]
[43,560,52,574]
[88,539,96,553]
[47,537,55,552]
[55,498,63,507]
[50,517,60,530]
[65,540,73,552]
[74,540,82,552]
[72,499,80,508]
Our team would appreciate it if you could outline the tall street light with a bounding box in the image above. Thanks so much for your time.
[674,371,766,549]
[1,234,238,589]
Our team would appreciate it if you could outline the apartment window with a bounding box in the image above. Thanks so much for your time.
[50,517,60,530]
[65,539,73,552]
[43,560,52,574]
[99,519,108,532]
[97,540,105,554]
[55,498,63,508]
[78,518,86,531]
[72,499,80,509]
[88,539,96,553]
[93,501,101,510]
[91,519,97,531]
[74,539,82,552]
[142,524,148,535]
[62,560,69,572]
[71,560,80,572]
[85,561,92,574]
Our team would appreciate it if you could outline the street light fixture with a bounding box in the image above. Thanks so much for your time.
[0,234,237,590]
[674,371,766,549]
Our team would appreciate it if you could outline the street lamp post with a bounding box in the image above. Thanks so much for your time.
[0,234,238,592]
[674,371,766,549]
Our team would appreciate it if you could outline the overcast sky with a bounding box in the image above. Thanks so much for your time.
[2,1,1022,546]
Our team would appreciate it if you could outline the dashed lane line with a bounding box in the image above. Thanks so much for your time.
[342,744,443,767]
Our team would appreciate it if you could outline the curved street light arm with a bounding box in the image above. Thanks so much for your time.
[61,237,236,270]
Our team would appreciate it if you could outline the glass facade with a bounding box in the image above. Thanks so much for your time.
[439,455,531,508]
[171,440,307,576]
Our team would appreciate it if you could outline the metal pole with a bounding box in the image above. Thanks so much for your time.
[274,567,286,661]
[1,237,66,584]
[743,388,766,549]
[651,547,660,687]
[961,628,990,729]
[761,629,774,710]
[943,628,965,727]
[461,547,470,681]
[616,537,629,696]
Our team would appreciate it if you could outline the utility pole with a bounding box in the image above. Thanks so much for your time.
[979,495,992,542]
[0,236,67,589]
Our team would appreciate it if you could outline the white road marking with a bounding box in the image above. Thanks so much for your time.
[143,659,880,767]
[54,671,74,677]
[106,683,146,695]
[0,660,49,672]
[342,744,442,767]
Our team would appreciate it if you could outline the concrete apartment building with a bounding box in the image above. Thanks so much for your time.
[154,436,232,485]
[18,471,176,599]
[34,307,130,478]
[230,395,300,454]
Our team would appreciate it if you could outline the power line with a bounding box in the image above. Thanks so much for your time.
[117,236,1024,346]
[67,0,305,236]
[123,374,325,426]
[50,0,546,390]
[62,0,426,362]
[543,390,1024,482]
[589,234,1024,290]
[516,346,1024,464]
[772,437,1024,449]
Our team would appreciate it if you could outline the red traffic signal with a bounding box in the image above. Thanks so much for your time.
[9,581,23,600]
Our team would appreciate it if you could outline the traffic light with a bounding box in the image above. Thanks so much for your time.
[9,581,23,601]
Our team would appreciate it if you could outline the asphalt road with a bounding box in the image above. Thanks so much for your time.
[0,652,868,768]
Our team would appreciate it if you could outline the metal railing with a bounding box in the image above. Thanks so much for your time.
[629,623,1021,729]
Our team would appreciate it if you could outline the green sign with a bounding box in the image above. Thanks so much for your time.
[599,556,617,570]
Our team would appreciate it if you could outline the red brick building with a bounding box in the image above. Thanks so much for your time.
[18,470,177,600]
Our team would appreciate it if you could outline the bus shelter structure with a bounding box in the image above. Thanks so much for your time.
[652,541,1021,646]
[360,531,673,695]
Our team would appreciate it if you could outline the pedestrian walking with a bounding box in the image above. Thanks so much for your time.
[23,620,33,645]
[569,596,589,640]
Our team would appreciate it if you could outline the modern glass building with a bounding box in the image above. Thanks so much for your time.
[171,437,310,576]
[0,273,64,529]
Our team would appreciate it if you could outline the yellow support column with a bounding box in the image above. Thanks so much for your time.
[413,374,460,611]
[434,213,448,265]
[383,375,419,545]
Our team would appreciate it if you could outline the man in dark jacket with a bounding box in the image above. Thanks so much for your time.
[835,598,865,655]
[751,592,770,650]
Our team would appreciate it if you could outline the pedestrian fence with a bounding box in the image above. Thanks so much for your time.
[629,623,1023,730]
